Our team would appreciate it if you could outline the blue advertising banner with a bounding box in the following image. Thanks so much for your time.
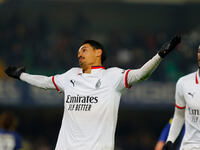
[0,81,175,108]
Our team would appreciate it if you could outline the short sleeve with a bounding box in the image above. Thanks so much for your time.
[175,78,186,109]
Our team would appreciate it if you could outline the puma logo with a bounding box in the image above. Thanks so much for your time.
[188,92,194,98]
[70,80,75,87]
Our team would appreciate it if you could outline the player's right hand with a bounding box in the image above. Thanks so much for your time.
[5,66,25,80]
[162,141,174,150]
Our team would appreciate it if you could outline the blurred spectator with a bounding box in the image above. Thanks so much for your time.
[154,118,185,150]
[0,111,22,150]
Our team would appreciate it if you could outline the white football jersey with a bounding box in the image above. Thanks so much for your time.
[52,66,130,150]
[175,70,200,149]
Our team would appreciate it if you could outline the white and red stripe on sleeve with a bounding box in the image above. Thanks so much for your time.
[175,104,186,109]
[125,69,131,89]
[52,76,62,93]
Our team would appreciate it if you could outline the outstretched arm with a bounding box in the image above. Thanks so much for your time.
[127,35,181,86]
[5,66,55,90]
[127,53,161,84]
[20,73,55,89]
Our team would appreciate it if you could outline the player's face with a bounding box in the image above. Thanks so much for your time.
[78,44,99,68]
[198,48,200,68]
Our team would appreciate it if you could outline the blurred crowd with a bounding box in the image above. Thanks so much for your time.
[0,10,200,82]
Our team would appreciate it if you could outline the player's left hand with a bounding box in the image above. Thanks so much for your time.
[162,141,174,150]
[158,35,181,58]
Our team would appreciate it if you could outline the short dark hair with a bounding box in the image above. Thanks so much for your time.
[82,40,106,64]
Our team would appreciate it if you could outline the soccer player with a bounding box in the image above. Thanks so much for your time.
[154,118,184,150]
[163,45,200,150]
[0,111,22,150]
[5,36,181,150]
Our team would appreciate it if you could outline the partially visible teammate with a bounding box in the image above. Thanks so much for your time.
[163,45,200,150]
[0,111,22,150]
[5,36,181,150]
[155,118,185,150]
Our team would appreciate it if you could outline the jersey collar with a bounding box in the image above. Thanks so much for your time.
[78,66,105,75]
[91,66,105,69]
[196,70,199,84]
[91,66,105,76]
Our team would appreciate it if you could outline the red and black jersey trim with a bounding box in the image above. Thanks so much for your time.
[125,69,131,89]
[175,104,186,109]
[52,76,62,93]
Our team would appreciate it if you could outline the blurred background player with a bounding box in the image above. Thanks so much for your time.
[5,36,180,150]
[154,118,185,150]
[0,111,22,150]
[163,45,200,150]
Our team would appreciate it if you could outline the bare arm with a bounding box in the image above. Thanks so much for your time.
[154,141,165,150]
